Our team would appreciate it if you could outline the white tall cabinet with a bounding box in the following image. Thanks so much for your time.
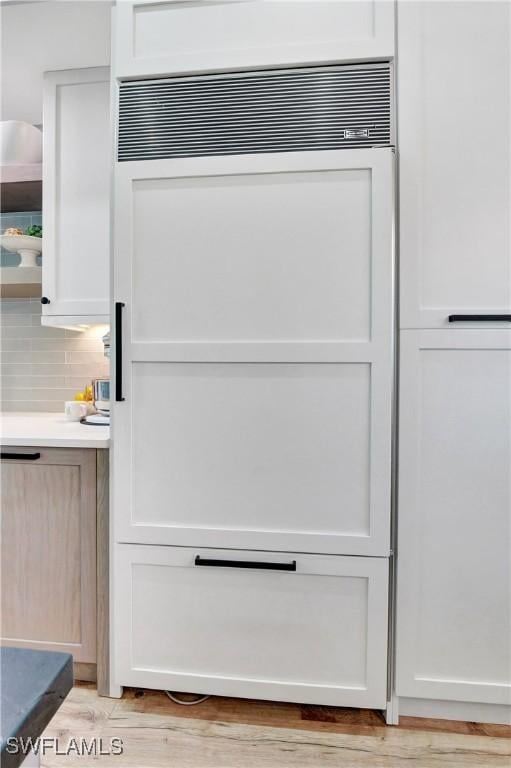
[112,148,395,710]
[111,0,396,711]
[396,0,511,722]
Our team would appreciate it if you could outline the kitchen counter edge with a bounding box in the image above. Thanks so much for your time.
[0,413,110,449]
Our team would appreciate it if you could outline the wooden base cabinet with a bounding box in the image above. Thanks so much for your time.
[396,330,511,706]
[1,447,109,689]
[115,545,389,709]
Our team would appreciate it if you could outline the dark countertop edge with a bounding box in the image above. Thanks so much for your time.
[1,653,73,768]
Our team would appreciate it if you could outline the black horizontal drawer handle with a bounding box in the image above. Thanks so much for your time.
[448,314,511,322]
[194,556,296,572]
[1,452,41,461]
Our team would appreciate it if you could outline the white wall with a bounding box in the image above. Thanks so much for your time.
[0,0,111,125]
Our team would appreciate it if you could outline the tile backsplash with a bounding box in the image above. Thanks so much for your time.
[1,211,43,267]
[1,299,109,412]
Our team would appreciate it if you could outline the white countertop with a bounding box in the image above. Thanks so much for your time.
[0,412,110,449]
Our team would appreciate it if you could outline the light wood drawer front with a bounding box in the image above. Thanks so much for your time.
[115,545,389,709]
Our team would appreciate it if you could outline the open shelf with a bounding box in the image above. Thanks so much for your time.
[0,164,42,212]
[0,266,42,298]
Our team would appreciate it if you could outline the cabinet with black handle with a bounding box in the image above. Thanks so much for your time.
[396,0,511,721]
[0,446,109,692]
[398,2,510,331]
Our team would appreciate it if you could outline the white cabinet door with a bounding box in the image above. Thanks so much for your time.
[114,0,395,79]
[114,544,389,708]
[398,1,511,329]
[112,149,394,556]
[396,330,511,705]
[42,67,110,325]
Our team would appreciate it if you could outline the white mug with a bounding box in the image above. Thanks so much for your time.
[65,401,88,421]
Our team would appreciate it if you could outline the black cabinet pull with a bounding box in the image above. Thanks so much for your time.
[41,296,50,305]
[115,302,125,402]
[194,556,296,572]
[1,452,41,461]
[448,314,511,323]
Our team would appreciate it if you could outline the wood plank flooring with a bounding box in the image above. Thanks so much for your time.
[41,684,510,768]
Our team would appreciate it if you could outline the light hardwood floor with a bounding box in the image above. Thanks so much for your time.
[41,684,510,768]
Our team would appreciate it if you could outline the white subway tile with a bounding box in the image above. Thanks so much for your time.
[1,387,76,401]
[1,300,37,314]
[32,338,105,352]
[1,364,33,376]
[32,363,108,377]
[3,375,67,388]
[1,340,32,352]
[23,351,67,364]
[29,364,70,376]
[1,401,62,413]
[0,327,31,339]
[65,350,106,364]
[0,314,33,327]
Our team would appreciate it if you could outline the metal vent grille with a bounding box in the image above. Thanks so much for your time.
[118,63,392,162]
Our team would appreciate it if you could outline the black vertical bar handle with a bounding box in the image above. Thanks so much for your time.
[115,302,125,402]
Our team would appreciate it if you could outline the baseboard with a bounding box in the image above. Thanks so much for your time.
[398,697,511,726]
[74,661,97,683]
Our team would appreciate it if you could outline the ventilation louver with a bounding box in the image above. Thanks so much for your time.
[118,63,392,162]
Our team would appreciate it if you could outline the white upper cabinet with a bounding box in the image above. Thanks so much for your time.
[398,1,511,329]
[42,67,110,326]
[113,0,395,79]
